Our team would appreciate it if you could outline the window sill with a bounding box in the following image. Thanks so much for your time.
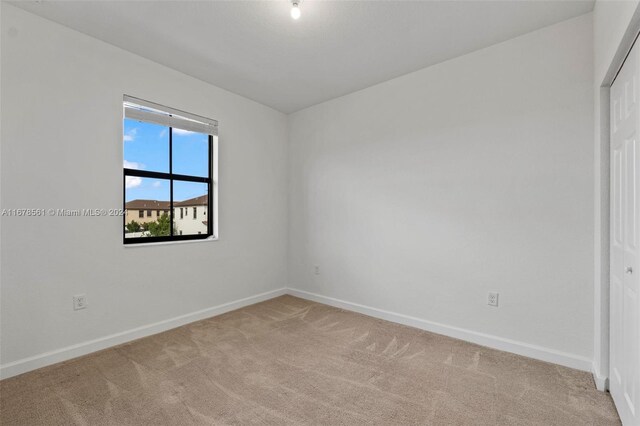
[123,236,218,248]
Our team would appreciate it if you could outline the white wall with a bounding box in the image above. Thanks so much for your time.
[174,205,208,235]
[595,0,640,84]
[288,14,594,363]
[592,0,640,388]
[0,4,288,373]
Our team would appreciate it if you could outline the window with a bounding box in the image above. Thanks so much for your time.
[123,95,218,244]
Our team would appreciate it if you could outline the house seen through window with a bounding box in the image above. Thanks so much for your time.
[123,96,217,244]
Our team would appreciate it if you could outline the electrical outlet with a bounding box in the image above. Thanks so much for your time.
[314,265,320,275]
[487,292,499,307]
[73,294,87,310]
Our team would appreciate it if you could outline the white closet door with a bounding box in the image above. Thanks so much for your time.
[611,38,640,426]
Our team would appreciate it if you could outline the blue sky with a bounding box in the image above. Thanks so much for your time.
[124,119,208,202]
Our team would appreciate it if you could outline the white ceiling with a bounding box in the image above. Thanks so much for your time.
[12,1,594,113]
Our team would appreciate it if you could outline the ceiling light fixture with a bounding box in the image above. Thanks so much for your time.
[291,1,301,20]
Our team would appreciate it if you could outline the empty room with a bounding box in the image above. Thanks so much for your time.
[0,0,639,424]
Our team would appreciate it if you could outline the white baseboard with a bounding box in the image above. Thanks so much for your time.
[1,287,597,382]
[0,288,287,380]
[591,362,609,391]
[287,288,593,372]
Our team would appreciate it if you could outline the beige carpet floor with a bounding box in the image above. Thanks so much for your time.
[0,295,620,425]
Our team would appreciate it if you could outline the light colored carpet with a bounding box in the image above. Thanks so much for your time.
[0,295,620,425]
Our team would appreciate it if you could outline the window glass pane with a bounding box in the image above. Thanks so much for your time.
[173,181,208,236]
[123,118,169,173]
[124,177,171,238]
[172,128,208,177]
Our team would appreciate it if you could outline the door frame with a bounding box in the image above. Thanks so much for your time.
[596,5,640,392]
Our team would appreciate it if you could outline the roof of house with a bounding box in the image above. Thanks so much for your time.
[175,195,208,207]
[125,199,171,210]
[125,195,207,210]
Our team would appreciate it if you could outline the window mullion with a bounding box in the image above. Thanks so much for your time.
[208,135,213,237]
[123,169,171,180]
[169,126,174,237]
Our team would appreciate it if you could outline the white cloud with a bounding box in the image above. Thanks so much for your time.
[124,160,143,189]
[123,160,141,169]
[125,176,142,189]
[124,128,138,142]
[159,128,168,138]
[173,128,195,136]
[152,180,162,188]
